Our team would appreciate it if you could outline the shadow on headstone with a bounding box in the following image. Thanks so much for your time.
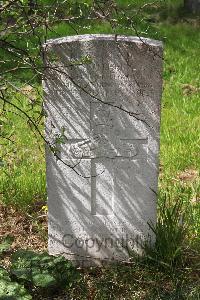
[43,34,163,266]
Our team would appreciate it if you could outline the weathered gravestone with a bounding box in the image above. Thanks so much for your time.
[43,34,163,266]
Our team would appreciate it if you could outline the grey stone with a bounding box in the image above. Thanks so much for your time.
[43,34,163,266]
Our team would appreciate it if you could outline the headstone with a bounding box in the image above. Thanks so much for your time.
[43,34,163,266]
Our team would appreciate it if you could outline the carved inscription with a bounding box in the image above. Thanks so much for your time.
[67,137,148,159]
[44,35,163,262]
[61,102,148,216]
[65,102,148,160]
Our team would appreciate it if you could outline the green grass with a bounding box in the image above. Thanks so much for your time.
[0,2,200,299]
[0,90,46,207]
[160,23,200,175]
[73,262,200,300]
[1,22,199,208]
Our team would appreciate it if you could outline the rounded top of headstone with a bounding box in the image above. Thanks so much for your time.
[43,34,163,49]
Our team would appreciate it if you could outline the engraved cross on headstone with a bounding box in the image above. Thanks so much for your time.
[60,102,148,216]
[44,34,163,264]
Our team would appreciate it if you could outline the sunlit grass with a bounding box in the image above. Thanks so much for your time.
[1,22,199,209]
[0,2,199,253]
[0,91,46,208]
[0,3,199,299]
[160,24,200,176]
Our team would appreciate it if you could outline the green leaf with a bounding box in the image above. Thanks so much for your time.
[0,281,32,300]
[32,273,56,288]
[0,235,14,254]
[11,250,80,291]
[0,267,11,281]
[0,267,32,300]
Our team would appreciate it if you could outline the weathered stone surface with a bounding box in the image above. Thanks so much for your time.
[43,34,163,265]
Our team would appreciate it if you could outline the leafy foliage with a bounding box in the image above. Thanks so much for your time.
[0,1,199,298]
[0,235,14,254]
[10,250,80,291]
[0,267,32,300]
[0,241,81,298]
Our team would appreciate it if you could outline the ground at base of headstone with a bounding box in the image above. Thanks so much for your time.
[0,202,199,300]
